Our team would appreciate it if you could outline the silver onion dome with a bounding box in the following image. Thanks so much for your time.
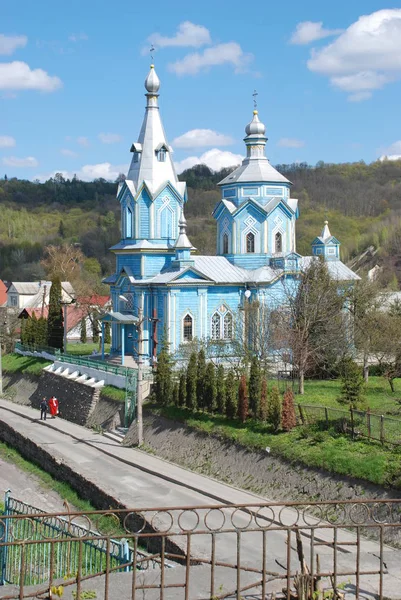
[144,65,160,93]
[245,110,266,135]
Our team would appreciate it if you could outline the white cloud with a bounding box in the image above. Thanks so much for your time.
[290,21,343,45]
[0,34,27,55]
[175,148,242,173]
[277,138,305,148]
[379,140,401,161]
[35,162,129,182]
[3,156,38,167]
[0,61,62,92]
[60,148,78,157]
[307,9,401,100]
[0,135,16,148]
[148,21,211,49]
[169,42,253,76]
[69,33,88,42]
[98,132,122,144]
[172,129,234,149]
[77,136,90,147]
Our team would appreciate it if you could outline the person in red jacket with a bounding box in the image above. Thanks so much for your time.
[48,396,59,418]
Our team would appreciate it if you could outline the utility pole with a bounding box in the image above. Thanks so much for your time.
[136,305,144,446]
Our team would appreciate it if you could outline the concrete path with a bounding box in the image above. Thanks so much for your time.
[0,398,400,599]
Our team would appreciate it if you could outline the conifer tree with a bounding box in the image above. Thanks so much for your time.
[80,318,87,343]
[268,386,282,432]
[47,277,64,350]
[249,355,261,418]
[281,388,297,431]
[204,362,216,412]
[186,352,198,410]
[104,322,111,344]
[36,316,48,347]
[58,220,65,238]
[216,364,226,415]
[225,370,237,419]
[238,374,249,423]
[173,382,179,406]
[339,357,366,408]
[154,333,173,405]
[196,348,207,410]
[92,314,99,343]
[259,377,268,422]
[178,372,186,407]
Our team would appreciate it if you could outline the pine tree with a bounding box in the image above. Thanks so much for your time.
[225,370,237,419]
[249,355,261,418]
[173,382,179,406]
[92,315,99,343]
[216,364,226,415]
[80,318,87,343]
[259,378,268,422]
[186,352,197,410]
[47,277,64,350]
[204,362,217,412]
[104,322,111,344]
[154,334,173,405]
[178,372,186,407]
[281,388,297,431]
[196,348,207,410]
[268,386,282,432]
[238,374,249,423]
[36,316,48,347]
[339,357,366,408]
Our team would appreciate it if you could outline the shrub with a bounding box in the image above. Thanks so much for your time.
[281,388,297,431]
[268,386,282,432]
[238,375,249,423]
[225,370,237,418]
[204,362,217,412]
[258,378,268,421]
[216,364,226,415]
[339,357,366,408]
[196,348,207,410]
[186,352,197,410]
[249,356,261,418]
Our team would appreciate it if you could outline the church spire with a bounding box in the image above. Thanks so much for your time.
[126,64,179,192]
[320,220,331,241]
[173,209,195,268]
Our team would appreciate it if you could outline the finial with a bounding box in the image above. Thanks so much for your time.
[324,220,328,225]
[144,62,160,94]
[253,89,258,109]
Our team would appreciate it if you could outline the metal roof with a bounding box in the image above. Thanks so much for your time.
[300,257,360,281]
[218,158,290,186]
[100,312,139,324]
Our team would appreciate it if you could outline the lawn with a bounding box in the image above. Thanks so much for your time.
[66,342,111,356]
[149,403,401,489]
[296,377,401,416]
[2,353,52,376]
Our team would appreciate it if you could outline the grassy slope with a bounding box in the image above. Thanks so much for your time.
[2,353,52,376]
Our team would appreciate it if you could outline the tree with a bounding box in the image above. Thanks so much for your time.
[225,370,237,419]
[237,375,249,423]
[216,364,226,415]
[339,358,366,408]
[173,382,179,406]
[80,318,87,343]
[178,372,186,407]
[186,352,197,410]
[104,322,111,344]
[58,220,65,238]
[268,386,282,432]
[154,334,173,405]
[36,316,48,347]
[281,388,297,431]
[275,259,347,394]
[259,378,268,422]
[369,311,401,393]
[249,355,261,418]
[92,315,99,343]
[47,277,64,350]
[41,244,85,281]
[196,348,207,410]
[204,362,217,412]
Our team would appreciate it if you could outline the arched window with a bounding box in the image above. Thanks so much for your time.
[222,233,229,254]
[246,231,255,253]
[223,313,233,339]
[126,206,133,238]
[275,232,282,253]
[156,149,166,162]
[183,314,193,342]
[211,313,221,340]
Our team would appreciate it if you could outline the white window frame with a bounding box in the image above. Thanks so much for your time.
[182,313,194,342]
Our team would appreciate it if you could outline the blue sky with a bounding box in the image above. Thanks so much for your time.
[1,0,401,181]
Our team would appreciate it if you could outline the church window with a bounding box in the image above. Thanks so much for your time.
[157,149,166,162]
[126,207,133,238]
[223,233,229,254]
[211,313,221,340]
[275,232,282,253]
[246,232,255,253]
[223,313,233,340]
[133,152,139,163]
[183,314,193,342]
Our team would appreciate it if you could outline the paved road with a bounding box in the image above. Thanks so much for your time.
[0,399,400,599]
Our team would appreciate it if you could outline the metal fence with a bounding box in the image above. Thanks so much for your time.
[296,403,401,446]
[1,499,400,600]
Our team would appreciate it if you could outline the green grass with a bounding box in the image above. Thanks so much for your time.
[150,404,401,488]
[298,377,401,416]
[100,385,126,403]
[66,342,111,356]
[2,353,51,376]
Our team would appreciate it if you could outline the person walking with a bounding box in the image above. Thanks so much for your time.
[48,396,59,418]
[40,397,48,421]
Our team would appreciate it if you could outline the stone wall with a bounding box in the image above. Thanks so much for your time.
[124,410,399,503]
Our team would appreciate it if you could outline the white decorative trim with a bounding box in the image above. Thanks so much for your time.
[272,223,285,254]
[150,202,155,238]
[241,219,260,253]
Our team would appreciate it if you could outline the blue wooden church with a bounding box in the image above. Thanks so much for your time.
[103,65,358,365]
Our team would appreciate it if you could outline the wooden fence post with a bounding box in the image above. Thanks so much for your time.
[350,408,355,439]
[298,404,305,425]
[380,415,384,445]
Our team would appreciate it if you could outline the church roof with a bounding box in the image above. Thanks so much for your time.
[300,257,360,281]
[126,65,183,195]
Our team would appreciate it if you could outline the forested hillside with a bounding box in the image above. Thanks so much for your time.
[1,159,401,285]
